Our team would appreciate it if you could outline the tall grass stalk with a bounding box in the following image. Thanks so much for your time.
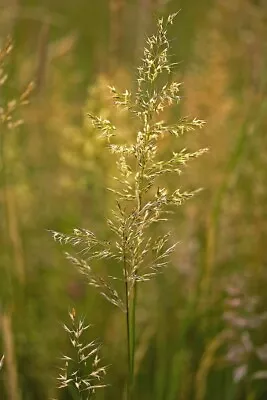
[0,36,33,400]
[1,312,20,400]
[52,13,207,399]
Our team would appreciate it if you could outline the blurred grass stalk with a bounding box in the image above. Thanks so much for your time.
[0,34,21,400]
[1,184,24,400]
[0,312,20,400]
[1,27,33,398]
[0,19,50,400]
[1,5,19,400]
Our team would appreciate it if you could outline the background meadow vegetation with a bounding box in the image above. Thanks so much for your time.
[1,0,267,399]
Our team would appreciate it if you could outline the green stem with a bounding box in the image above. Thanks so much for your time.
[130,121,148,395]
[123,243,132,399]
[131,280,137,385]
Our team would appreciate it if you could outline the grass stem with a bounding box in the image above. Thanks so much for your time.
[123,243,132,399]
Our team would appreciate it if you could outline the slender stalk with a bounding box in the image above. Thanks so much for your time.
[1,107,22,400]
[130,197,142,388]
[1,312,20,400]
[131,281,137,382]
[130,121,147,392]
[123,234,132,399]
[35,22,50,95]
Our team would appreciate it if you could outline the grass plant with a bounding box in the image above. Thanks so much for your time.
[52,13,207,399]
[0,2,266,399]
[0,36,33,400]
[57,308,107,400]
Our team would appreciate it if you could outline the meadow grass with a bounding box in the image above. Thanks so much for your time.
[1,2,267,400]
[52,13,207,399]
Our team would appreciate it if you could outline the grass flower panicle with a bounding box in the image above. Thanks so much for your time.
[58,309,107,399]
[52,13,207,399]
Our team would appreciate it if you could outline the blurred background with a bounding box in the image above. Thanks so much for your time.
[0,0,267,399]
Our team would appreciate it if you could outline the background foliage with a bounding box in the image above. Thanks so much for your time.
[0,0,267,399]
